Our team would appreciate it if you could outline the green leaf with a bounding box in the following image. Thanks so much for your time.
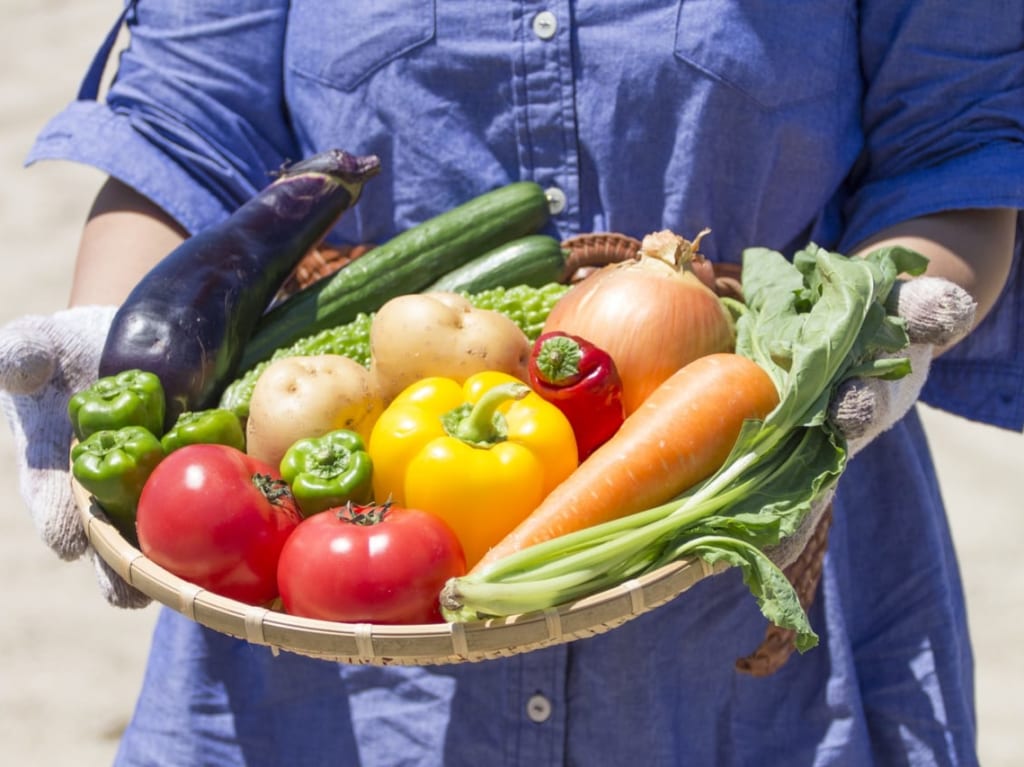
[691,537,819,652]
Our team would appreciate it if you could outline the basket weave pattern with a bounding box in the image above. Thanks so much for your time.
[76,478,732,665]
[275,243,375,302]
[78,232,832,670]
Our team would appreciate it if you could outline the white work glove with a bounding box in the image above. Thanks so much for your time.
[829,275,977,457]
[768,275,977,570]
[0,306,150,608]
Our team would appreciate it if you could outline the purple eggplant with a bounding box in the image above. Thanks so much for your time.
[99,149,381,427]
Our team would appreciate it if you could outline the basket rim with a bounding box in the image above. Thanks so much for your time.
[74,476,727,665]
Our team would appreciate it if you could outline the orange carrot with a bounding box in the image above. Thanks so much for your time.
[471,352,780,573]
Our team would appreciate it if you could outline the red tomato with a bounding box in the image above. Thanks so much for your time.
[136,443,302,605]
[277,503,466,624]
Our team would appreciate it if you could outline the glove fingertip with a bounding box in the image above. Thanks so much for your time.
[828,378,880,440]
[0,329,57,394]
[91,550,152,609]
[894,277,977,347]
[36,502,90,561]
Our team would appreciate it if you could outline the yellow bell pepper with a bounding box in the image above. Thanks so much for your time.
[368,371,578,568]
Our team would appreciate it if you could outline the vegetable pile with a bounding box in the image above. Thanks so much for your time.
[542,229,735,414]
[443,242,927,650]
[70,152,926,649]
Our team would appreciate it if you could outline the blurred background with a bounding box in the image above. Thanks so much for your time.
[0,2,1020,764]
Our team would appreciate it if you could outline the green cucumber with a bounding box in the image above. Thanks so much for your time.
[239,181,550,371]
[425,234,567,293]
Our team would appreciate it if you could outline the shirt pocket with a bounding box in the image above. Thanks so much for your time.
[673,0,853,110]
[287,0,436,92]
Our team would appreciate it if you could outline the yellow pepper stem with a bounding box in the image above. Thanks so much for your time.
[446,382,530,446]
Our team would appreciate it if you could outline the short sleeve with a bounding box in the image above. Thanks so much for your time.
[26,0,297,235]
[840,0,1024,251]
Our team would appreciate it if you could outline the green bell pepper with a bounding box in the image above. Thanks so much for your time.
[68,369,166,441]
[280,429,373,517]
[161,408,246,454]
[70,425,165,545]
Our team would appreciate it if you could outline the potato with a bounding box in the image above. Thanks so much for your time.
[245,355,382,468]
[370,291,531,402]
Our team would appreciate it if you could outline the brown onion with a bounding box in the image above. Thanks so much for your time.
[542,229,735,414]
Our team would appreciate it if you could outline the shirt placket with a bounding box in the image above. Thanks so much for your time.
[513,0,580,238]
[508,645,569,765]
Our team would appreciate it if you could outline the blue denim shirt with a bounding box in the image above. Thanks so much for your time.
[28,1,1023,765]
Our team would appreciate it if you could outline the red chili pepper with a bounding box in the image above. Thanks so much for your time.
[528,331,625,460]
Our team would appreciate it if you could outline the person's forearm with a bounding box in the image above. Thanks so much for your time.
[69,178,189,306]
[851,207,1017,330]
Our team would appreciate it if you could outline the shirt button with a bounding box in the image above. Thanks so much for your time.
[545,186,567,215]
[526,693,552,723]
[532,11,558,40]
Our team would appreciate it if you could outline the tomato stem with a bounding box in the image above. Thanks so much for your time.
[335,499,390,525]
[252,473,295,506]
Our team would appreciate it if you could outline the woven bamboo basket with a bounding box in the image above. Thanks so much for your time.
[76,232,833,674]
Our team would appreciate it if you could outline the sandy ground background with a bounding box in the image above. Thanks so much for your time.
[0,2,1021,765]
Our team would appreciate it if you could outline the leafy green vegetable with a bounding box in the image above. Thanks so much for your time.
[442,243,927,652]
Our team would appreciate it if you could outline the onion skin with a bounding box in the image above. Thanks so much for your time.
[541,230,734,414]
